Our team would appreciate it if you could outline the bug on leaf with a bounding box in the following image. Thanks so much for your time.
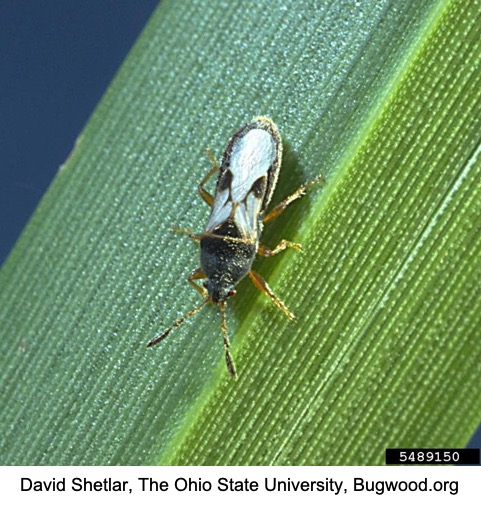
[147,117,322,379]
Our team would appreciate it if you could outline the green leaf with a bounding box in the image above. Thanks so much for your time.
[1,0,480,465]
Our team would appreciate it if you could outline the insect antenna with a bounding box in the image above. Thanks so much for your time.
[220,301,237,380]
[147,297,210,348]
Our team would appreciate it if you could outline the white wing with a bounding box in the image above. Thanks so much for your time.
[230,128,275,201]
[206,128,276,237]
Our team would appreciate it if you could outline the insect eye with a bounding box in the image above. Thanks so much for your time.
[203,281,208,288]
[228,289,237,298]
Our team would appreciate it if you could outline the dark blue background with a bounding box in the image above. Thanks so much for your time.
[0,1,158,265]
[1,1,479,456]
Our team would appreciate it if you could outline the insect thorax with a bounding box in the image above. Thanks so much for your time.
[200,218,257,303]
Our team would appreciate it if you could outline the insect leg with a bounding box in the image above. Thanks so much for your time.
[188,267,208,297]
[181,230,256,246]
[258,240,302,257]
[198,148,220,207]
[263,175,324,223]
[172,226,205,243]
[220,301,237,380]
[248,269,294,320]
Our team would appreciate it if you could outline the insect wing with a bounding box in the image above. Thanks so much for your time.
[206,117,282,240]
[229,127,276,201]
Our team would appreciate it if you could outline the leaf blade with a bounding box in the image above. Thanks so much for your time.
[1,0,479,466]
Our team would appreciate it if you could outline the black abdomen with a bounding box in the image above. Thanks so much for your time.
[200,218,256,286]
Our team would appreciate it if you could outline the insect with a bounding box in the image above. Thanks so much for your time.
[147,117,322,379]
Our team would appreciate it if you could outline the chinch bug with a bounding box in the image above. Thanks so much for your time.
[147,117,322,379]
